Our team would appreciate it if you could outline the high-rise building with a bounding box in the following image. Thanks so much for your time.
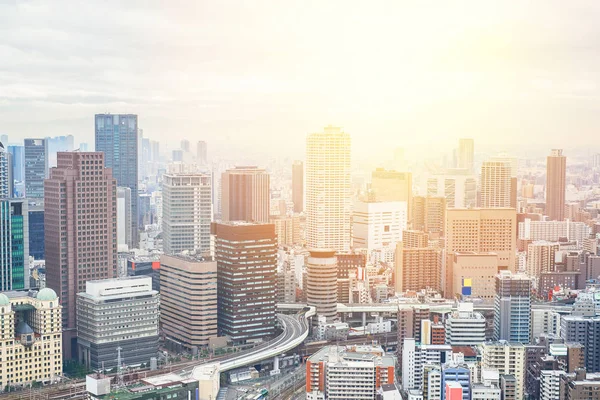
[28,204,44,260]
[0,141,10,198]
[221,166,270,223]
[24,138,48,199]
[561,304,600,373]
[480,342,525,400]
[412,196,446,238]
[306,126,351,252]
[493,271,531,343]
[306,249,338,323]
[0,289,62,388]
[558,369,600,400]
[212,222,277,343]
[490,154,518,208]
[117,187,133,250]
[45,152,117,358]
[292,160,303,213]
[526,241,559,278]
[371,168,413,220]
[159,255,218,351]
[480,161,511,208]
[270,214,300,246]
[196,141,208,165]
[180,139,190,153]
[306,345,395,400]
[395,243,441,293]
[546,149,566,221]
[451,252,498,302]
[445,302,486,346]
[0,199,29,290]
[76,276,159,370]
[402,230,430,248]
[457,138,474,171]
[402,338,452,390]
[518,219,590,244]
[352,200,407,252]
[425,171,477,209]
[162,168,212,255]
[95,114,139,245]
[8,144,24,184]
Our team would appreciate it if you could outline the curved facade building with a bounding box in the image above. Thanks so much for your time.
[306,249,338,322]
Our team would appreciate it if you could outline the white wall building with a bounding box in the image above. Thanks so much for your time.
[352,200,407,253]
[519,218,591,244]
[531,308,561,338]
[539,370,565,400]
[402,338,452,391]
[445,302,486,346]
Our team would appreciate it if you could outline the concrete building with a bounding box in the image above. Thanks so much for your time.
[457,138,474,171]
[402,338,452,391]
[480,161,511,208]
[117,187,132,250]
[442,366,470,400]
[403,230,430,249]
[270,214,300,246]
[546,149,566,221]
[306,249,338,322]
[371,168,412,219]
[518,219,590,244]
[539,370,565,400]
[451,252,498,302]
[159,254,217,351]
[558,369,600,400]
[306,126,351,252]
[45,152,117,359]
[213,222,277,343]
[471,383,501,400]
[0,289,62,388]
[445,302,486,346]
[127,256,161,291]
[424,170,477,209]
[162,169,212,255]
[0,199,29,290]
[412,196,446,238]
[306,345,395,400]
[292,160,303,213]
[221,166,269,223]
[77,276,159,370]
[531,308,561,338]
[196,140,207,165]
[494,271,531,343]
[480,342,526,400]
[561,308,600,372]
[24,138,48,199]
[352,200,407,252]
[95,114,139,245]
[395,244,441,293]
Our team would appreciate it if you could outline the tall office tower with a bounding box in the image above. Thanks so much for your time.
[28,204,45,260]
[221,166,270,223]
[491,154,518,208]
[117,187,133,250]
[395,243,441,293]
[0,199,29,290]
[24,138,48,199]
[95,114,139,245]
[197,140,208,165]
[180,139,190,153]
[493,271,531,343]
[306,345,396,400]
[413,196,446,238]
[151,140,160,161]
[480,342,526,400]
[306,126,351,252]
[159,255,218,351]
[445,208,517,296]
[162,168,212,255]
[212,222,277,343]
[45,152,117,358]
[0,141,9,198]
[451,252,498,302]
[76,277,159,370]
[352,200,407,252]
[480,161,511,208]
[0,289,62,388]
[546,149,566,221]
[292,160,303,213]
[526,241,559,278]
[8,145,24,183]
[445,302,486,346]
[371,168,413,220]
[457,138,474,171]
[306,249,338,323]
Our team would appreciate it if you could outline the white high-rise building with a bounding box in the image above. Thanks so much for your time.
[480,341,526,400]
[402,338,452,391]
[352,200,407,252]
[539,370,565,400]
[531,308,561,339]
[445,302,486,346]
[117,186,132,250]
[480,161,511,208]
[162,164,212,255]
[306,126,351,252]
[518,219,590,244]
[424,171,477,208]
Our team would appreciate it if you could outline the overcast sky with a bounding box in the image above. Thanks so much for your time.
[1,1,600,161]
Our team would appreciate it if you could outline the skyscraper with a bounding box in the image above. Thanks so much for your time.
[546,149,566,221]
[197,141,208,165]
[490,154,518,208]
[0,141,9,198]
[7,144,24,183]
[0,199,29,290]
[24,138,48,199]
[412,196,446,238]
[480,160,511,208]
[45,152,117,358]
[95,114,139,245]
[306,126,351,252]
[117,187,133,250]
[457,138,474,171]
[493,271,531,343]
[371,168,413,220]
[352,200,407,252]
[221,166,270,223]
[162,167,212,255]
[306,249,338,323]
[292,160,303,213]
[212,222,277,344]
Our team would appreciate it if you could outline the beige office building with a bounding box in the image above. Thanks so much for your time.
[160,254,218,350]
[451,252,499,302]
[270,214,301,246]
[371,168,413,219]
[546,149,566,221]
[526,241,559,278]
[480,161,511,208]
[413,196,446,238]
[395,243,442,294]
[403,230,430,249]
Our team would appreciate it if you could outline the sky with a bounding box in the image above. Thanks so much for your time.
[1,1,600,161]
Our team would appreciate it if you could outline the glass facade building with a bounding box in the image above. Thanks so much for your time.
[28,206,45,260]
[0,199,29,290]
[24,138,48,199]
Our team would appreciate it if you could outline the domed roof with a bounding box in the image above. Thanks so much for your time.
[15,321,34,335]
[37,288,57,301]
[0,293,9,306]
